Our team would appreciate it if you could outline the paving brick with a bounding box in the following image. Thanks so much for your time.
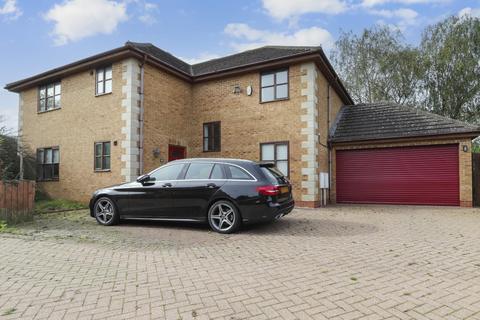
[1,206,480,320]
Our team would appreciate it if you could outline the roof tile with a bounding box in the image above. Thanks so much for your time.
[329,103,480,142]
[127,42,321,76]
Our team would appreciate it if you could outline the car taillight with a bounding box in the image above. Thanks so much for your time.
[257,185,280,196]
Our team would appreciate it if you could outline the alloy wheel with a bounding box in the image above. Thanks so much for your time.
[95,198,115,224]
[210,203,236,232]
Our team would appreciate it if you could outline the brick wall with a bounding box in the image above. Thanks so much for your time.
[188,65,305,200]
[331,139,473,207]
[142,64,192,173]
[19,59,346,206]
[20,62,125,202]
[313,70,343,208]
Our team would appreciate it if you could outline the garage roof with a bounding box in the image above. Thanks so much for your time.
[330,103,480,143]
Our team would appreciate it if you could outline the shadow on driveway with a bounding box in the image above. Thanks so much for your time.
[115,212,378,240]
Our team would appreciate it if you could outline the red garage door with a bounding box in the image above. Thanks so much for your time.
[336,144,459,206]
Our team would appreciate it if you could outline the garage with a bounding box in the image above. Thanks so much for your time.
[329,103,480,207]
[336,144,459,205]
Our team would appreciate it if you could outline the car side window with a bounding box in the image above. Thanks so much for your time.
[210,164,225,179]
[227,165,253,180]
[185,163,214,179]
[149,164,184,181]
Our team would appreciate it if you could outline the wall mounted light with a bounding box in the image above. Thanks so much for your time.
[153,148,160,158]
[463,145,469,152]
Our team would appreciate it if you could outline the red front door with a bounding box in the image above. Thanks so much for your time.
[168,145,186,161]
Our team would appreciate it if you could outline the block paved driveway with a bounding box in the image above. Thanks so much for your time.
[1,205,480,320]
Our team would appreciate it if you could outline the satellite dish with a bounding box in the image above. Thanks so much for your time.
[246,85,253,96]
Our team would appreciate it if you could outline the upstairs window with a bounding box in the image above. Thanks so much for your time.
[260,69,288,103]
[94,142,111,171]
[96,66,112,95]
[203,122,221,152]
[38,82,61,112]
[37,147,59,181]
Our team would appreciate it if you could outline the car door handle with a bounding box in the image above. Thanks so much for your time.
[162,183,172,188]
[206,183,217,188]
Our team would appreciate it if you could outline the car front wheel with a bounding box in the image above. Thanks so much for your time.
[208,200,241,234]
[94,197,119,226]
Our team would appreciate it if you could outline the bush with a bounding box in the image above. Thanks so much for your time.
[472,143,480,154]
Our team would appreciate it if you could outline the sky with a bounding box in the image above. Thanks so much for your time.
[0,0,479,133]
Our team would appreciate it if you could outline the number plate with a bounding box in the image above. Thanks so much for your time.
[280,186,289,194]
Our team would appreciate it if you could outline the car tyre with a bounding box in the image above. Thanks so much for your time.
[94,197,119,226]
[208,200,241,234]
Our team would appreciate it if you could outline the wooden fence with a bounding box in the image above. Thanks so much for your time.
[0,180,36,223]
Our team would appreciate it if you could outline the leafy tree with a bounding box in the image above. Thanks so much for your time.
[420,15,480,123]
[330,26,423,106]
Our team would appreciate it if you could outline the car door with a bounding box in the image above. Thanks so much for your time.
[126,163,185,218]
[170,163,226,220]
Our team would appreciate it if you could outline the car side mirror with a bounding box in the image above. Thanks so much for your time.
[136,174,150,184]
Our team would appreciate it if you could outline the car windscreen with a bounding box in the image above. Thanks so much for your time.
[260,165,288,185]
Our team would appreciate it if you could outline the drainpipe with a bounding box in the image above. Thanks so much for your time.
[139,55,147,175]
[327,84,332,203]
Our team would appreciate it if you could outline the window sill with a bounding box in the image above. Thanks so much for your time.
[203,150,221,153]
[37,107,61,114]
[260,97,290,104]
[95,92,112,97]
[37,179,59,182]
[94,169,111,173]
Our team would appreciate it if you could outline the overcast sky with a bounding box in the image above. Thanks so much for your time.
[1,0,479,132]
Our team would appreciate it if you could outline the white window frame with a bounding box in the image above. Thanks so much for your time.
[96,66,113,95]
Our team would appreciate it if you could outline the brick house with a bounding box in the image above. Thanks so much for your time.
[5,42,480,207]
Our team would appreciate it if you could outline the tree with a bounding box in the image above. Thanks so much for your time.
[0,116,35,180]
[330,26,423,106]
[420,16,480,123]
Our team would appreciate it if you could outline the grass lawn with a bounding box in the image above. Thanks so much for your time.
[35,199,88,213]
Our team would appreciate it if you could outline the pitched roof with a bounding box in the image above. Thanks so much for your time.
[329,102,480,143]
[126,42,325,76]
[125,42,192,74]
[5,42,353,104]
[190,46,321,76]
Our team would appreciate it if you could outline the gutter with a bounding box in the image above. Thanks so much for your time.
[330,131,480,147]
[5,47,135,92]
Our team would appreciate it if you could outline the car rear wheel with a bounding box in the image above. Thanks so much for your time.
[208,200,241,234]
[94,197,119,226]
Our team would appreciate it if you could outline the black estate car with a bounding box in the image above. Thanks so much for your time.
[89,158,294,233]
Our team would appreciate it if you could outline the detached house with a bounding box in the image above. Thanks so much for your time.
[5,42,480,207]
